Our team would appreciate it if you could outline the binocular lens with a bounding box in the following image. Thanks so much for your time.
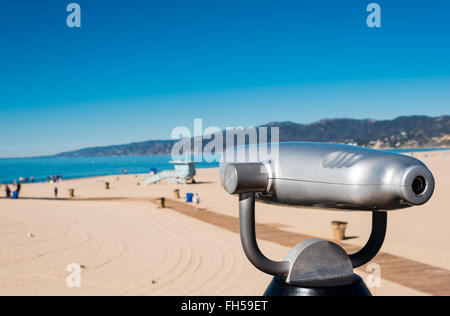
[412,176,427,195]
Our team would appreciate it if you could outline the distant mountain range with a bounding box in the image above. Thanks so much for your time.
[53,115,450,157]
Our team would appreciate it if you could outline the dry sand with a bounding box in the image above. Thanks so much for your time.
[0,150,448,296]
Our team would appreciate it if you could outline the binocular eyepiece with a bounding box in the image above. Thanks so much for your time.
[220,142,435,211]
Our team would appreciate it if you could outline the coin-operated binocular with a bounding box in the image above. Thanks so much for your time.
[220,143,435,296]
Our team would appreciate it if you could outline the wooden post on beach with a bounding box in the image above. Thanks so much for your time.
[105,182,110,190]
[174,189,180,199]
[331,221,348,241]
[68,189,75,198]
[156,198,165,209]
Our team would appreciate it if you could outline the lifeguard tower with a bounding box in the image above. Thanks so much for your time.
[142,161,196,185]
[171,161,196,183]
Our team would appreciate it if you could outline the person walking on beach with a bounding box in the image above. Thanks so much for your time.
[5,185,11,198]
[15,183,21,199]
[54,187,58,199]
[194,193,200,209]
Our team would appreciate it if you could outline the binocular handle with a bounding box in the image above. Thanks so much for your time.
[239,193,387,278]
[349,212,387,268]
[239,193,291,277]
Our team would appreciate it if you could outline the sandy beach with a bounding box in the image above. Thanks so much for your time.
[0,150,448,296]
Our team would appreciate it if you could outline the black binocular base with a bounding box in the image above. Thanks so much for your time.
[264,275,371,297]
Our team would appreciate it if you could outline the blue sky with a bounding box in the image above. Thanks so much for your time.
[0,0,449,157]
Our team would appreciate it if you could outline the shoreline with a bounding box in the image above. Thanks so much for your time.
[1,146,449,160]
[1,148,449,185]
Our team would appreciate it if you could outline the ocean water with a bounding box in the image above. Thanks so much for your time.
[0,155,219,184]
[0,148,448,184]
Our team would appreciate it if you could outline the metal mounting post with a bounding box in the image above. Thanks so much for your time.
[239,193,290,277]
[349,211,387,268]
[238,192,388,282]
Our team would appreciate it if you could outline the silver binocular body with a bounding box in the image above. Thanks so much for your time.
[220,142,435,211]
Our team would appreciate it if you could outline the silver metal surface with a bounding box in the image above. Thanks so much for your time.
[223,163,268,194]
[220,142,435,211]
[221,142,436,288]
[285,239,354,287]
